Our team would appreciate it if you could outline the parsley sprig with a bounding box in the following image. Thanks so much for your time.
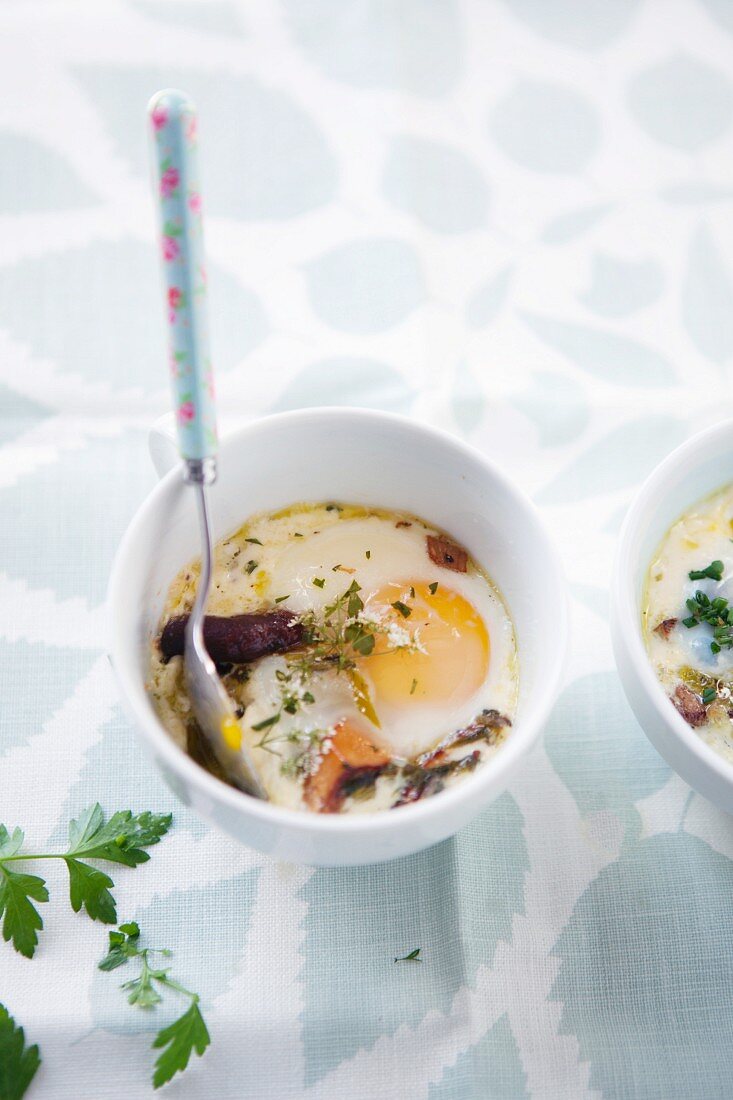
[99,922,210,1089]
[682,590,733,654]
[0,1003,40,1099]
[0,806,171,958]
[394,947,422,963]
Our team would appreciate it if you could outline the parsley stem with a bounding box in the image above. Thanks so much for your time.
[158,975,199,1002]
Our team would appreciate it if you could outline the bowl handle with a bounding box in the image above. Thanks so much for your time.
[148,412,180,479]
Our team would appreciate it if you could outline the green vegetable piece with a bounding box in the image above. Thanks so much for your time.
[0,1003,40,1099]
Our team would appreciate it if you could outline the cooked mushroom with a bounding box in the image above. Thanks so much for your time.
[159,609,304,664]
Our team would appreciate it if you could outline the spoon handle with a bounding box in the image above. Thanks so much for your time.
[148,89,216,478]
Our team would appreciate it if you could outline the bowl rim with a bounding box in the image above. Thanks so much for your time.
[612,416,733,789]
[109,406,569,836]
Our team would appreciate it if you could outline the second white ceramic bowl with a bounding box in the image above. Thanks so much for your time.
[109,408,568,865]
[611,418,733,814]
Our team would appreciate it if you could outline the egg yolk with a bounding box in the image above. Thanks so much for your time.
[360,581,489,710]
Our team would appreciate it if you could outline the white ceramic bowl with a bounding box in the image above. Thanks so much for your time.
[611,418,733,814]
[109,408,568,865]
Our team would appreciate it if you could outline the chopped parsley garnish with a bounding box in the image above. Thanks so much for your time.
[294,532,303,538]
[0,806,171,958]
[251,713,280,732]
[409,586,415,599]
[394,947,422,963]
[689,560,724,581]
[702,686,717,705]
[313,577,325,588]
[245,559,258,575]
[391,600,411,618]
[99,922,210,1089]
[244,537,262,545]
[274,595,289,604]
[428,582,439,595]
[682,590,733,653]
[410,678,418,696]
[365,550,371,559]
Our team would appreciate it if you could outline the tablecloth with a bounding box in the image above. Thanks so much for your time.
[3,1,733,1097]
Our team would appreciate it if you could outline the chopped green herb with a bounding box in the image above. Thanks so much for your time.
[391,600,412,618]
[702,686,717,705]
[99,923,210,1089]
[274,595,290,604]
[0,807,171,958]
[409,586,415,599]
[0,1002,41,1099]
[294,532,303,538]
[410,679,418,696]
[365,550,371,559]
[428,582,439,595]
[325,504,342,512]
[313,577,325,588]
[689,560,724,581]
[245,560,258,575]
[244,537,262,545]
[682,590,733,653]
[394,947,422,963]
[251,714,280,732]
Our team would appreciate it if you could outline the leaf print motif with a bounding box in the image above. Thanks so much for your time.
[0,132,98,212]
[428,1014,529,1100]
[0,640,98,757]
[0,431,154,605]
[627,54,733,151]
[452,359,485,435]
[512,370,589,447]
[49,707,206,844]
[299,793,528,1084]
[502,0,639,52]
[580,253,663,318]
[89,869,260,1035]
[552,833,733,1100]
[540,203,614,244]
[544,672,669,817]
[489,80,600,173]
[73,66,337,220]
[0,382,50,446]
[303,239,424,333]
[0,239,267,391]
[383,135,489,233]
[465,266,512,328]
[282,0,462,97]
[535,416,687,503]
[521,311,675,387]
[272,357,415,413]
[681,224,733,364]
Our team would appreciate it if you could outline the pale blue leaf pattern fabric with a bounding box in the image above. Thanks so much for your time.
[2,3,733,1098]
[682,224,733,364]
[489,81,600,173]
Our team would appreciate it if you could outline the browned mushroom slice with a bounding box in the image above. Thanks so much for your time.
[417,709,511,768]
[426,534,468,573]
[393,751,480,807]
[159,609,304,664]
[654,618,678,638]
[305,721,391,813]
[671,683,707,727]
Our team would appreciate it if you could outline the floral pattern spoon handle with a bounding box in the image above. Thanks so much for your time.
[148,89,267,800]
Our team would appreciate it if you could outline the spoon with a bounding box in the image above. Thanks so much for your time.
[148,89,268,800]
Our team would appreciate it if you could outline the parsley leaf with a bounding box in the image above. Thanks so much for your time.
[394,947,422,962]
[100,923,211,1089]
[152,1001,211,1089]
[0,806,172,956]
[391,600,412,618]
[0,868,48,959]
[428,582,439,595]
[0,1003,40,1100]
